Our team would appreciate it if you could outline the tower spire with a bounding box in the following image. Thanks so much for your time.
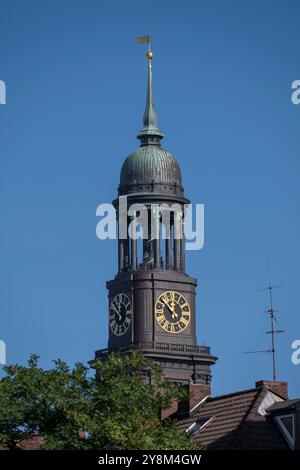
[137,37,164,146]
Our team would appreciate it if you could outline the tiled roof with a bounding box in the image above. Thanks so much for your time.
[178,387,289,449]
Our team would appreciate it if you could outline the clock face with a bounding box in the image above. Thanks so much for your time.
[155,291,191,334]
[109,293,132,336]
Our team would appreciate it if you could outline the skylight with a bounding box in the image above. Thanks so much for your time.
[186,417,213,434]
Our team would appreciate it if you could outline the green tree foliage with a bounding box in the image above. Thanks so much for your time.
[0,353,200,450]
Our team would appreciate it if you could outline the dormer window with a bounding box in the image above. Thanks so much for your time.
[275,414,295,449]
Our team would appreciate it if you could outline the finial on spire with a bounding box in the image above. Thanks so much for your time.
[136,34,164,146]
[147,50,153,61]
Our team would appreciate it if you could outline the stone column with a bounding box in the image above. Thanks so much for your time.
[165,220,172,270]
[173,210,182,271]
[180,226,185,272]
[153,208,161,269]
[118,238,125,272]
[143,209,153,267]
[124,238,130,269]
[130,214,137,270]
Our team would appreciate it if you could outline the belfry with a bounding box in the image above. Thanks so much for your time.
[94,43,217,393]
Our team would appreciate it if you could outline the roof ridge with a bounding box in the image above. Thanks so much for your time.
[207,387,259,402]
[208,383,286,402]
[244,387,266,419]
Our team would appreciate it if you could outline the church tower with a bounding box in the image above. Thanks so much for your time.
[94,46,217,389]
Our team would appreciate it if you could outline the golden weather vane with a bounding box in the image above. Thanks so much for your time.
[136,34,153,62]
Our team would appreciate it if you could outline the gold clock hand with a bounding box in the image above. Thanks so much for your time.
[112,304,122,321]
[171,309,178,319]
[170,292,175,309]
[162,298,178,319]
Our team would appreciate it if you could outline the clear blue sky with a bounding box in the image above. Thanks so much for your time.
[0,0,299,397]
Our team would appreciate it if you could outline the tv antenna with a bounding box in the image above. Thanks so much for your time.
[244,255,284,381]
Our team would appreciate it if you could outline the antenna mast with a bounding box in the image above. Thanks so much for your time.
[244,257,284,381]
[262,284,284,380]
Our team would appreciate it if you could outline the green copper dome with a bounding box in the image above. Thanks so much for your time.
[120,145,182,187]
